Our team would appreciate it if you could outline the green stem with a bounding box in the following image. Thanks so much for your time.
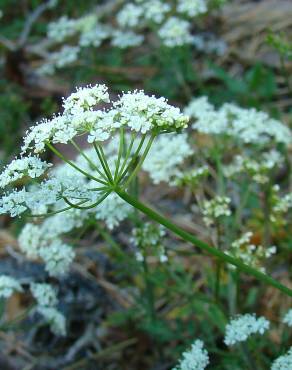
[115,188,292,297]
[46,142,107,185]
[70,139,108,182]
[63,191,111,210]
[117,133,145,183]
[123,133,155,188]
[27,200,88,218]
[114,128,125,182]
[93,142,113,184]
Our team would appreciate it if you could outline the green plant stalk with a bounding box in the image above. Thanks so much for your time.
[46,142,108,185]
[115,188,292,297]
[70,139,109,182]
[93,142,113,184]
[117,134,146,183]
[114,128,125,181]
[124,133,156,188]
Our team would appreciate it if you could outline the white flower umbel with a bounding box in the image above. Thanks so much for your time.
[142,0,170,24]
[0,275,23,299]
[131,222,167,262]
[271,347,292,370]
[283,309,292,327]
[47,16,79,42]
[223,150,283,184]
[228,231,277,272]
[202,196,231,226]
[158,17,193,47]
[79,24,112,47]
[172,339,210,370]
[177,0,208,17]
[117,3,143,28]
[174,166,209,187]
[18,223,43,258]
[114,90,188,133]
[37,306,66,336]
[224,314,270,346]
[186,96,292,146]
[142,133,193,184]
[30,283,58,307]
[0,156,51,188]
[39,240,75,277]
[111,30,144,48]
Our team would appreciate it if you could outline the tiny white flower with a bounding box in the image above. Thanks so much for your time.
[283,309,292,327]
[172,339,209,370]
[30,283,58,307]
[224,314,270,346]
[0,275,23,299]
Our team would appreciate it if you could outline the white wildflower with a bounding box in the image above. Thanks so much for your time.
[18,223,43,258]
[283,309,292,327]
[0,275,23,298]
[30,283,58,307]
[47,16,79,42]
[186,96,292,145]
[143,133,193,184]
[0,189,27,217]
[224,314,270,346]
[115,90,189,133]
[111,30,144,48]
[158,17,193,47]
[117,3,143,28]
[174,166,209,187]
[0,156,51,188]
[202,196,231,226]
[142,0,170,24]
[39,240,75,276]
[50,45,80,69]
[271,347,292,370]
[177,0,208,17]
[228,232,276,272]
[37,306,66,336]
[224,150,283,184]
[79,24,111,47]
[63,84,109,114]
[172,339,209,370]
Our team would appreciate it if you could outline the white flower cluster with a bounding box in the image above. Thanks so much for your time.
[172,339,209,370]
[224,150,284,184]
[37,307,66,336]
[0,275,23,298]
[185,97,292,146]
[19,223,75,277]
[174,165,209,187]
[271,347,292,370]
[202,196,231,226]
[0,156,51,188]
[224,314,270,346]
[30,282,66,336]
[283,309,292,327]
[131,222,167,263]
[271,188,292,224]
[143,133,193,184]
[37,45,80,75]
[21,85,188,155]
[111,30,144,49]
[30,283,58,307]
[158,17,193,47]
[177,0,208,17]
[228,232,276,272]
[39,241,75,277]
